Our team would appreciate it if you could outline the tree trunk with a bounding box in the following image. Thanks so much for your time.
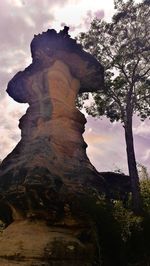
[124,115,141,214]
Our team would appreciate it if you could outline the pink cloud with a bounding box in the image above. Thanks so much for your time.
[0,0,149,177]
[84,116,150,174]
[83,9,105,29]
[94,10,105,19]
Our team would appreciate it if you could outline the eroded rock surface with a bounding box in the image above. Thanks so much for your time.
[0,27,104,265]
[0,220,97,266]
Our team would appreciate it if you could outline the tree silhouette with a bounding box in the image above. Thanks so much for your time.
[78,0,150,212]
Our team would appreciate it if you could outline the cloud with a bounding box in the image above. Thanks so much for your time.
[85,130,111,145]
[83,9,105,29]
[0,0,77,160]
[0,95,28,159]
[0,0,80,161]
[84,116,150,174]
[0,0,73,95]
[0,0,149,177]
[142,149,150,162]
[83,117,127,172]
[133,119,150,136]
[64,8,105,34]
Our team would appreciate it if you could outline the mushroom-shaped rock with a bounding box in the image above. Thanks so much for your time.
[0,27,105,266]
[1,27,104,191]
[7,28,104,103]
[0,26,105,214]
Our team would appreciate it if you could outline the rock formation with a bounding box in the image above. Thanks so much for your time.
[0,27,104,265]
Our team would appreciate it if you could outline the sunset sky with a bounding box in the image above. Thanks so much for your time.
[0,0,149,174]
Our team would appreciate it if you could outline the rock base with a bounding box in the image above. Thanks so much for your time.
[0,220,98,266]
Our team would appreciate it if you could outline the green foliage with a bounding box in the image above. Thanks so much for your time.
[76,92,89,109]
[78,0,150,123]
[140,178,150,213]
[78,179,150,266]
[113,200,142,242]
[138,163,150,180]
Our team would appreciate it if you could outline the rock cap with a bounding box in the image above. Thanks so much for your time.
[7,27,104,103]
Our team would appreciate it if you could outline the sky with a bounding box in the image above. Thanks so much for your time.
[0,0,149,174]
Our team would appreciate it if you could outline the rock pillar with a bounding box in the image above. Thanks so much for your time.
[19,60,88,177]
[0,27,104,265]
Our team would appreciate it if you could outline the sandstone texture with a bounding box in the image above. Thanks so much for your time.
[0,27,104,265]
[0,220,97,266]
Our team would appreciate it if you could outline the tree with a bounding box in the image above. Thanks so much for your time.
[78,0,150,213]
[137,163,149,180]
